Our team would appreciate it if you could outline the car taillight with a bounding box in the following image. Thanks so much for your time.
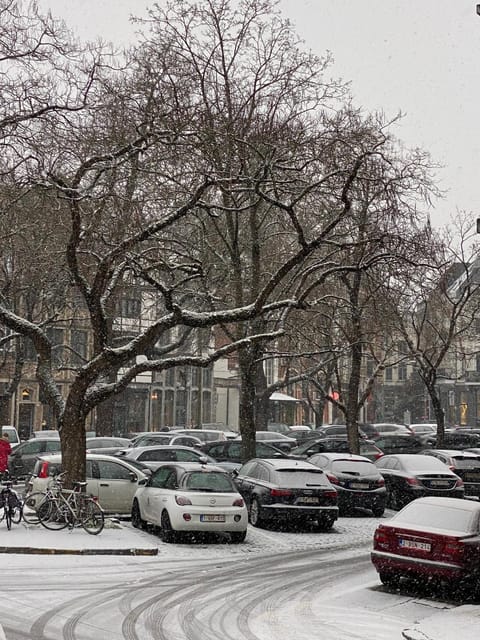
[373,526,393,549]
[326,473,340,485]
[406,477,420,486]
[455,477,464,487]
[270,488,292,497]
[233,498,244,507]
[175,495,192,506]
[323,489,338,499]
[374,452,384,460]
[38,462,50,479]
[442,537,464,559]
[376,478,385,487]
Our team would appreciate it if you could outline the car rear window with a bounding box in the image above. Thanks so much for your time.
[451,456,480,469]
[184,471,235,492]
[331,460,377,475]
[394,501,478,533]
[275,469,329,487]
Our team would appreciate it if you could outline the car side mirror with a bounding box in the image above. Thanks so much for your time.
[138,477,148,486]
[231,469,239,477]
[129,472,138,482]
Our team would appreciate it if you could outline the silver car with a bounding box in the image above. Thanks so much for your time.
[116,445,217,469]
[27,453,151,515]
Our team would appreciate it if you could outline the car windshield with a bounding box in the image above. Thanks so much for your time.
[275,469,329,487]
[331,460,377,476]
[184,471,235,492]
[394,501,477,533]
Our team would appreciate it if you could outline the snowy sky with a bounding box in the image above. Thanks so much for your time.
[37,0,480,230]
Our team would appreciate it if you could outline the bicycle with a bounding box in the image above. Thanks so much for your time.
[0,481,23,530]
[24,474,104,535]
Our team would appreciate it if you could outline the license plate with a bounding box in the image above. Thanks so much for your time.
[200,514,225,522]
[350,483,369,489]
[399,539,431,551]
[297,497,320,504]
[430,480,449,487]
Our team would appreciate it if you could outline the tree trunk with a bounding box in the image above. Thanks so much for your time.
[59,388,87,487]
[238,349,257,461]
[428,385,445,447]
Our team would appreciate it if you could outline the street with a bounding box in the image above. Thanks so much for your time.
[0,512,469,639]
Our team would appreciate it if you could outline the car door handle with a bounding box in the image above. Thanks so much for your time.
[99,483,110,487]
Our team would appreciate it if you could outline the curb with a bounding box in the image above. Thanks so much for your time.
[0,546,158,556]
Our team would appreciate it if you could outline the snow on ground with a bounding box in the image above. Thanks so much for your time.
[0,511,479,639]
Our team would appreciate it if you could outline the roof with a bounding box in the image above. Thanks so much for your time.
[312,452,373,462]
[254,458,321,470]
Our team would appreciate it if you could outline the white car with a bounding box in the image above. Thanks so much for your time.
[131,461,248,543]
[27,453,151,515]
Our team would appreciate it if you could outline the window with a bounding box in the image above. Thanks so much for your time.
[117,297,141,319]
[398,364,407,381]
[46,327,65,367]
[71,329,88,366]
[385,367,393,382]
[150,466,175,488]
[139,449,174,462]
[96,461,133,480]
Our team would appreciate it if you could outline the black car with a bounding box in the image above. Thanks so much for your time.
[233,458,338,530]
[375,454,465,510]
[307,453,387,516]
[314,424,368,439]
[8,437,61,479]
[200,440,289,471]
[372,434,424,455]
[291,437,384,462]
[421,449,480,498]
[422,431,480,450]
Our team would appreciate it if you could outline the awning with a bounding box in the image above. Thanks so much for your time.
[269,392,300,403]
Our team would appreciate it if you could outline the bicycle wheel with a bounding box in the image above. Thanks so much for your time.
[11,504,22,524]
[0,505,4,523]
[80,499,104,535]
[5,505,11,530]
[23,492,48,525]
[38,497,70,531]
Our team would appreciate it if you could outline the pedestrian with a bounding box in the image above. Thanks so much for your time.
[0,433,12,481]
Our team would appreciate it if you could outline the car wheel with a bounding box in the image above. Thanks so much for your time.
[161,510,177,543]
[131,500,147,530]
[371,504,385,517]
[230,530,247,544]
[379,571,401,588]
[249,498,265,528]
[316,515,335,531]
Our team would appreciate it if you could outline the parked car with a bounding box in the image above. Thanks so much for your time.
[116,445,217,468]
[421,449,480,498]
[423,431,480,450]
[27,453,151,515]
[307,453,387,516]
[409,423,437,438]
[291,437,384,462]
[131,461,248,543]
[232,458,338,530]
[375,453,465,510]
[31,430,60,439]
[314,424,368,439]
[1,425,20,448]
[130,432,203,448]
[371,496,480,593]
[246,431,297,452]
[86,436,132,455]
[169,428,227,443]
[8,437,62,478]
[372,434,425,455]
[371,423,414,437]
[199,439,290,471]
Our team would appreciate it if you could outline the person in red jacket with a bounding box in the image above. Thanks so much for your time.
[0,433,12,480]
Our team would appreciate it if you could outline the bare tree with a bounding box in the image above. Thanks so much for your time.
[387,213,480,446]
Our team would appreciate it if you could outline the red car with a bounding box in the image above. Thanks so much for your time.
[371,497,480,593]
